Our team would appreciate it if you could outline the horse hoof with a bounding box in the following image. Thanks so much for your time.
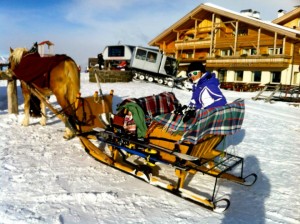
[63,135,71,140]
[21,122,29,126]
[63,134,76,140]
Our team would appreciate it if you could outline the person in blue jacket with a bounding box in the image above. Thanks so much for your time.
[187,62,227,110]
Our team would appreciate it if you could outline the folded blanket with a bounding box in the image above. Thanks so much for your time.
[118,102,148,138]
[118,92,180,120]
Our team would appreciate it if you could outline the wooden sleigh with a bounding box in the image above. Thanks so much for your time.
[76,91,257,212]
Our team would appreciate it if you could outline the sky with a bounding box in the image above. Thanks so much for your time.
[1,0,299,68]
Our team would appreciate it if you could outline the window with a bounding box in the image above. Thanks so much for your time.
[252,71,261,82]
[108,46,125,57]
[135,49,147,60]
[235,71,244,81]
[164,57,177,76]
[241,48,256,56]
[238,29,248,36]
[182,51,193,58]
[218,70,227,82]
[268,48,283,55]
[147,52,157,63]
[250,48,257,55]
[271,71,281,83]
[221,49,233,56]
[241,49,249,55]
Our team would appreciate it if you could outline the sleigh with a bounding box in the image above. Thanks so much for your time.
[75,91,257,212]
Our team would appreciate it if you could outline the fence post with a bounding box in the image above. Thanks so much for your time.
[7,79,18,114]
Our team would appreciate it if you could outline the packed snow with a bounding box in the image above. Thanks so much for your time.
[0,73,299,224]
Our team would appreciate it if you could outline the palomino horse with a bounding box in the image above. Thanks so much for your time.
[8,47,80,139]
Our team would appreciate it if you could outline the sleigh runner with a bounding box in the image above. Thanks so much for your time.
[76,91,257,212]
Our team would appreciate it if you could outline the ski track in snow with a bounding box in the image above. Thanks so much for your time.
[0,76,300,224]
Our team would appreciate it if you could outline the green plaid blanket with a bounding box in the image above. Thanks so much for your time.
[153,99,245,144]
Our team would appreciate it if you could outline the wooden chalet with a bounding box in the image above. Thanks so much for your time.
[148,3,300,89]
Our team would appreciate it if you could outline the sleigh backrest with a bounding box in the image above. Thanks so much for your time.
[75,93,114,133]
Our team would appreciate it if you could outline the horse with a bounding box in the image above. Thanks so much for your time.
[8,47,80,139]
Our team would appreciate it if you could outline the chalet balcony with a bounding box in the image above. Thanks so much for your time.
[175,39,211,50]
[174,36,283,50]
[206,54,291,70]
[214,36,282,48]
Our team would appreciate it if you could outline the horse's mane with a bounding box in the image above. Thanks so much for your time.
[10,48,28,65]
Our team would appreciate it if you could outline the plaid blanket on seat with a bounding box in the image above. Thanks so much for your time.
[118,92,180,120]
[153,99,245,145]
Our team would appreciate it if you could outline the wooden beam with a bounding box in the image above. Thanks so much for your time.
[273,32,277,54]
[257,28,261,55]
[209,13,215,56]
[194,20,197,40]
[234,21,239,55]
[282,36,286,54]
[231,22,236,29]
[0,71,18,114]
[7,80,18,114]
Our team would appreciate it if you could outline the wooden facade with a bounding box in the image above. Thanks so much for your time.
[148,3,300,86]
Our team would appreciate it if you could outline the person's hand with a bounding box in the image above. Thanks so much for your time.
[173,104,187,115]
[182,107,196,122]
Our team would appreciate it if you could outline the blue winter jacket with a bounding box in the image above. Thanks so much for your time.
[189,72,227,109]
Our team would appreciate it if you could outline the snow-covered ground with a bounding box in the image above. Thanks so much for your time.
[0,73,299,224]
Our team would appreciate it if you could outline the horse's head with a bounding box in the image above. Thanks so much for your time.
[9,47,28,71]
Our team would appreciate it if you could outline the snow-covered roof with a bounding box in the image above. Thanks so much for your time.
[203,3,300,36]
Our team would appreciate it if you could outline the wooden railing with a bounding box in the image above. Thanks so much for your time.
[175,36,285,50]
[206,55,291,69]
[175,39,211,50]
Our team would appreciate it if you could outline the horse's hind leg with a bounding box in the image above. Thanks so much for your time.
[21,82,30,126]
[51,60,80,140]
[40,101,47,126]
